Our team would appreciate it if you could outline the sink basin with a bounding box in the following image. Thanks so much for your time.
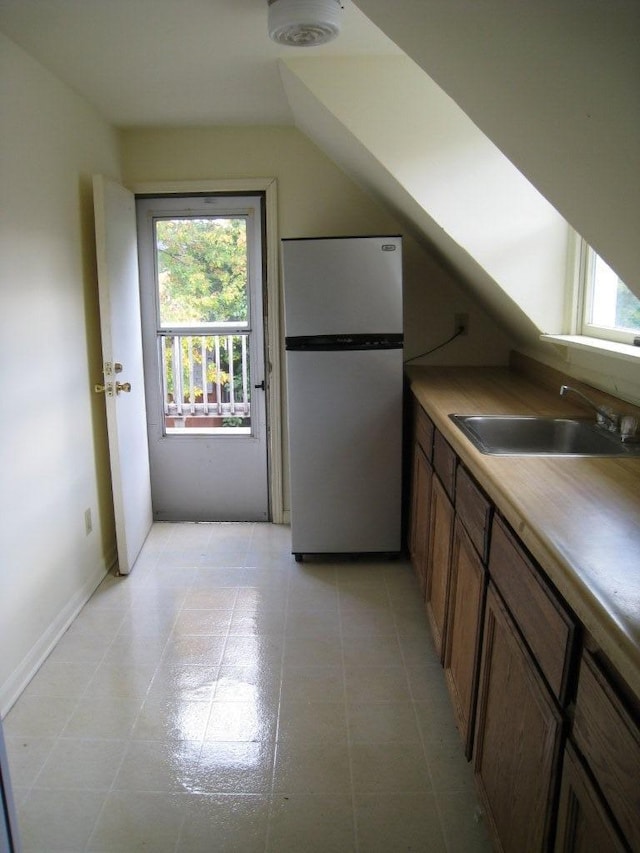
[449,415,640,456]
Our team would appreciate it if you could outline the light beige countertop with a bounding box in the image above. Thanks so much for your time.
[407,365,640,700]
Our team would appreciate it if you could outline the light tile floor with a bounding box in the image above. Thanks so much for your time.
[5,523,492,852]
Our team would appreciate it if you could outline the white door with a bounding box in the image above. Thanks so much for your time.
[136,195,269,522]
[93,176,153,574]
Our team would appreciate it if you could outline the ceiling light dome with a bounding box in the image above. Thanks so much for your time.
[268,0,343,47]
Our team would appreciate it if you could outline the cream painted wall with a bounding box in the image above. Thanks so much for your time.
[121,126,515,512]
[0,33,121,713]
[121,125,419,236]
[120,126,512,367]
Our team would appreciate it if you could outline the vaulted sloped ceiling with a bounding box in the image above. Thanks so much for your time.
[1,0,636,337]
[280,55,569,348]
[352,0,640,301]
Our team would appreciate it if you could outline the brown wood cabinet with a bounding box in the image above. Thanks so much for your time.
[455,465,491,563]
[409,402,434,595]
[554,742,626,853]
[407,389,640,853]
[474,583,563,853]
[414,401,434,462]
[433,428,456,500]
[425,472,454,660]
[444,517,486,757]
[409,443,432,595]
[489,516,576,704]
[571,652,640,851]
[443,465,492,756]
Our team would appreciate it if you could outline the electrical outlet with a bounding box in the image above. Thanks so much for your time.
[84,508,93,536]
[454,313,469,336]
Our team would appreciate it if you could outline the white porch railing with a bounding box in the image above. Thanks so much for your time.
[161,334,251,422]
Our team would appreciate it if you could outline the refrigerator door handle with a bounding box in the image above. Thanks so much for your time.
[285,333,403,351]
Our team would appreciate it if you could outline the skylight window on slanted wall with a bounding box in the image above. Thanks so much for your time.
[542,237,640,364]
[535,233,640,408]
[576,239,640,346]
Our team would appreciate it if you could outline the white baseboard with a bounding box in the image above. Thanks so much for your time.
[0,554,113,718]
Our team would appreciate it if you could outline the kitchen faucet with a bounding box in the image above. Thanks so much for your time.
[559,384,619,432]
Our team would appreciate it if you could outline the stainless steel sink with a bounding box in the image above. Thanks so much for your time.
[449,415,640,456]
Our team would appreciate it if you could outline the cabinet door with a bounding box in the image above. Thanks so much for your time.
[410,444,432,595]
[444,518,486,757]
[425,474,454,660]
[572,652,640,850]
[554,742,626,853]
[474,584,563,853]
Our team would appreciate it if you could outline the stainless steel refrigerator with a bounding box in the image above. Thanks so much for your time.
[282,236,403,560]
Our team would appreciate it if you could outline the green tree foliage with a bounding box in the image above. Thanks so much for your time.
[615,281,640,332]
[156,217,247,325]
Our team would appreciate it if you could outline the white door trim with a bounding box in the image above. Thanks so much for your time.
[129,179,284,524]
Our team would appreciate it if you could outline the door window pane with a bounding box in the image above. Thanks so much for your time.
[155,217,249,328]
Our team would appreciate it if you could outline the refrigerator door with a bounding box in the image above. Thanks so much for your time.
[286,347,403,554]
[282,237,402,338]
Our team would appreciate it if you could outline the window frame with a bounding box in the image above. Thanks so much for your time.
[574,238,640,346]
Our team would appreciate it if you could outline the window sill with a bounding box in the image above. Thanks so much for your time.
[540,334,640,363]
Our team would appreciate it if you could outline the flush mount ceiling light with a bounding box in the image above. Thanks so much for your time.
[268,0,344,47]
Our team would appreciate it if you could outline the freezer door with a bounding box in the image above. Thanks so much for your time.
[282,237,402,338]
[286,348,403,554]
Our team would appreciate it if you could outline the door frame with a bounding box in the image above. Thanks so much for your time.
[130,178,284,524]
[0,717,20,852]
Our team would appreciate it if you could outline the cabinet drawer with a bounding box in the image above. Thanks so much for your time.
[455,465,492,563]
[572,652,640,851]
[488,516,575,703]
[433,429,456,500]
[414,403,434,461]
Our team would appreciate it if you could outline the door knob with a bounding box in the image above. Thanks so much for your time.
[115,382,131,394]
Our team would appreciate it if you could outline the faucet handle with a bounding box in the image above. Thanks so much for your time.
[596,407,619,432]
[620,415,639,442]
